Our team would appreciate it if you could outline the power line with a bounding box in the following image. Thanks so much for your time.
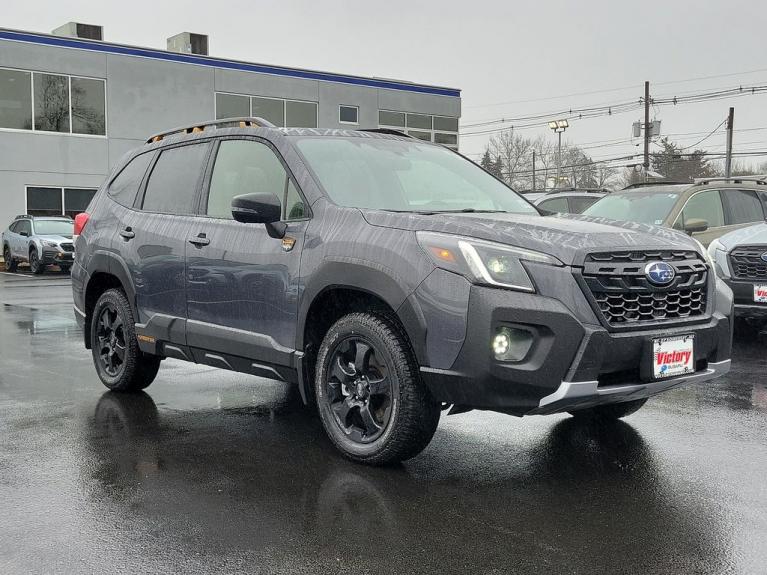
[678,118,726,150]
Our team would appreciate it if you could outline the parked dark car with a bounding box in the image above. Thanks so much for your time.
[708,222,767,326]
[535,189,609,214]
[583,179,767,247]
[72,118,733,464]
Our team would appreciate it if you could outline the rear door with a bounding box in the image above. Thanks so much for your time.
[184,137,309,370]
[122,141,211,345]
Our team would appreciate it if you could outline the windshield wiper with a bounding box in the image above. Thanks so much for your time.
[434,208,509,214]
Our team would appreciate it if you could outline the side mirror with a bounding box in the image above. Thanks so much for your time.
[683,218,709,235]
[19,231,29,237]
[231,193,286,238]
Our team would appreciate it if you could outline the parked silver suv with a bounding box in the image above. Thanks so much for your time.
[2,215,74,274]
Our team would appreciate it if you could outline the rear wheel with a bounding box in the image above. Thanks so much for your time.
[569,398,647,420]
[91,288,161,392]
[3,246,16,272]
[29,248,44,274]
[315,312,440,465]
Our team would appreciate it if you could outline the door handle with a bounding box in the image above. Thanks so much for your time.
[189,233,210,247]
[119,227,135,240]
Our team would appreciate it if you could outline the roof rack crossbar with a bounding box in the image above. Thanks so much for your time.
[146,117,275,144]
[621,181,689,190]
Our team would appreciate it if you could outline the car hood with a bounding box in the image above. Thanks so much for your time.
[38,234,73,242]
[361,210,700,265]
[716,222,767,250]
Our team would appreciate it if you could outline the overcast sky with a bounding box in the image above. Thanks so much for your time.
[5,0,767,167]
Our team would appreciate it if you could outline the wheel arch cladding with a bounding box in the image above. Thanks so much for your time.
[83,252,137,349]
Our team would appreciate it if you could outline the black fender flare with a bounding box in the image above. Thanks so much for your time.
[85,250,138,317]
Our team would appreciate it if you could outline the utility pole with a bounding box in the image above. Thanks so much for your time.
[532,150,536,191]
[725,107,735,178]
[643,80,650,181]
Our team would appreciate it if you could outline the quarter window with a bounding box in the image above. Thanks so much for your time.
[722,189,765,225]
[206,140,289,219]
[108,152,154,207]
[142,144,209,215]
[285,179,306,220]
[676,190,724,229]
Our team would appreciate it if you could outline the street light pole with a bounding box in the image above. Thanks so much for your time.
[549,120,569,189]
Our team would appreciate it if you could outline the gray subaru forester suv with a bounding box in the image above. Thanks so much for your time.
[72,117,734,464]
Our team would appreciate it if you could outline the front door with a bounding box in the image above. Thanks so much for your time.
[185,138,309,369]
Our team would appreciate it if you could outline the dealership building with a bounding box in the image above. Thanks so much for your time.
[0,24,461,226]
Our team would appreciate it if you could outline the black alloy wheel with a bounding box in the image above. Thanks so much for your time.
[3,247,16,272]
[95,303,127,378]
[325,337,394,444]
[29,249,44,274]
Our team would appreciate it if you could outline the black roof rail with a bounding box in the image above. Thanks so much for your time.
[621,181,689,190]
[544,187,610,195]
[693,176,767,186]
[359,128,413,138]
[146,117,276,144]
[14,214,33,220]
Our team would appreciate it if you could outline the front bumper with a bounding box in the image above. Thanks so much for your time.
[419,280,733,416]
[42,247,74,265]
[723,278,767,320]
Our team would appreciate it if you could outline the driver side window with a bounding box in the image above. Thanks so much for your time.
[674,190,724,230]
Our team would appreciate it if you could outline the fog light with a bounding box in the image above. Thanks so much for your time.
[492,327,534,361]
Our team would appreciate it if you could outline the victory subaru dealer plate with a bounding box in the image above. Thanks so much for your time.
[652,334,694,379]
[754,285,767,303]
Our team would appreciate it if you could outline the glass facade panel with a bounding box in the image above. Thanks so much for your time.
[64,188,97,217]
[339,105,358,124]
[433,116,459,132]
[216,93,250,120]
[434,132,458,145]
[285,100,317,128]
[71,77,105,135]
[406,113,431,130]
[0,69,32,130]
[33,73,70,133]
[379,110,405,127]
[27,187,63,216]
[408,130,432,142]
[251,97,285,127]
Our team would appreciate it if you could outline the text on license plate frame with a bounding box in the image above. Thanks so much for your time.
[652,334,694,379]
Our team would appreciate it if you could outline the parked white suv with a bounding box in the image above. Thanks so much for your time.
[2,215,75,274]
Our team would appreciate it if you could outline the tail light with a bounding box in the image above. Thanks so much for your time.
[73,212,90,237]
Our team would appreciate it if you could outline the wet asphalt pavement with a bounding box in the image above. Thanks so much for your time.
[1,271,766,574]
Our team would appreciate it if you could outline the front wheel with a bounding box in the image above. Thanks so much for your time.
[29,249,44,274]
[3,246,17,272]
[569,398,647,421]
[90,288,161,392]
[315,312,440,465]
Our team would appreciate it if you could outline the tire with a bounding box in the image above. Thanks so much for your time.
[60,265,72,274]
[315,312,440,465]
[29,248,44,274]
[569,398,647,421]
[90,288,161,392]
[3,246,17,272]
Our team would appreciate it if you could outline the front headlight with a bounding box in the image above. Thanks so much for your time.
[41,240,58,248]
[416,231,563,292]
[706,238,730,279]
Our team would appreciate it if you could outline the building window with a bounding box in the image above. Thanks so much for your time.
[379,110,459,150]
[339,105,358,124]
[0,69,32,130]
[0,67,105,136]
[214,92,317,128]
[26,186,98,217]
[285,100,317,128]
[215,93,249,119]
[251,96,285,127]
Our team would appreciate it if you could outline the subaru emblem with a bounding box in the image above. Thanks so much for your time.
[761,252,767,263]
[645,261,676,285]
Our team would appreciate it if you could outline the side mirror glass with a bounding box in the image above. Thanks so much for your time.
[19,231,29,237]
[683,218,709,235]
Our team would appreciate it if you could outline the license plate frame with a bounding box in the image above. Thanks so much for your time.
[754,285,767,303]
[649,334,695,380]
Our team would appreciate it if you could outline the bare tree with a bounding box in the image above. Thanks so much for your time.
[487,130,533,188]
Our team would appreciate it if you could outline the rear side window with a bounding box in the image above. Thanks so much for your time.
[570,196,599,213]
[108,153,154,207]
[142,144,209,215]
[722,189,764,225]
[538,197,569,213]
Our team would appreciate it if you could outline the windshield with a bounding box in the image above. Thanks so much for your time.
[583,191,680,225]
[33,219,73,236]
[292,136,538,215]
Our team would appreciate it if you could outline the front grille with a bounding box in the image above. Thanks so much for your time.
[582,250,708,326]
[729,245,767,280]
[60,242,74,252]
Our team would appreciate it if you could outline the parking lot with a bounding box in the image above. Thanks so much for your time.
[0,270,766,574]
